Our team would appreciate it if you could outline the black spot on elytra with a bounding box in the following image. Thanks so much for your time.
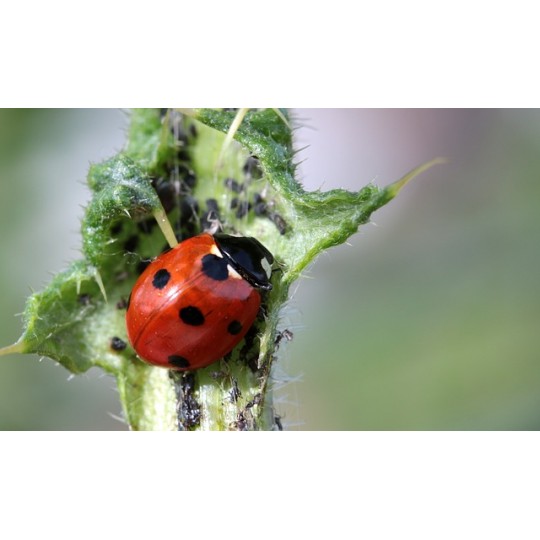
[180,306,205,326]
[201,253,229,281]
[110,336,127,351]
[228,320,243,335]
[168,355,190,369]
[152,268,171,290]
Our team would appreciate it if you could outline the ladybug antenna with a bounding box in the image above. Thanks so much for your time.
[153,206,178,249]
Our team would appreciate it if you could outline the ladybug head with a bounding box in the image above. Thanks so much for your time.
[213,234,274,291]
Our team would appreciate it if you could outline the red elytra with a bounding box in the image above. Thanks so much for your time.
[125,233,273,371]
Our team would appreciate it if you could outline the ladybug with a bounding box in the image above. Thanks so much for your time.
[126,233,274,371]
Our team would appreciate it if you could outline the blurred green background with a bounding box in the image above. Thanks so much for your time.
[0,109,538,430]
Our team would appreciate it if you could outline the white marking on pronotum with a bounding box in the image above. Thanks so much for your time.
[261,257,273,279]
[227,265,242,280]
[209,244,223,257]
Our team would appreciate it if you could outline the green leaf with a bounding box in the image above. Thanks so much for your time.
[1,108,442,430]
[3,260,124,375]
[190,109,444,284]
[82,153,163,268]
